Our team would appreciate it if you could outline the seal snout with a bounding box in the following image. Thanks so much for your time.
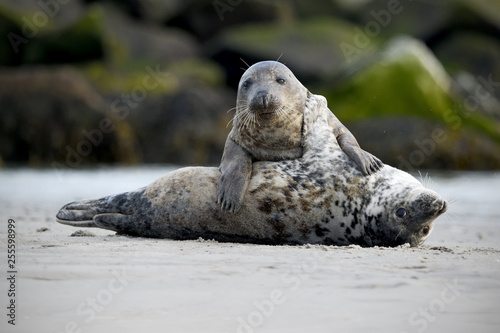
[260,91,270,109]
[436,199,448,215]
[251,90,278,115]
[428,196,447,216]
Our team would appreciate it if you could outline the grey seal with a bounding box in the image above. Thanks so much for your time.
[217,61,383,213]
[56,95,447,247]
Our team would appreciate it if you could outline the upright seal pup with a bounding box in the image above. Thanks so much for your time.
[56,96,447,247]
[217,61,383,213]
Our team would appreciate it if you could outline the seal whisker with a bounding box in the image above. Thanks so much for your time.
[252,111,260,127]
[237,110,247,128]
[240,109,254,129]
[234,103,252,129]
[240,58,251,69]
[395,229,403,242]
[226,106,238,113]
[418,170,428,187]
[226,117,235,128]
[273,105,287,125]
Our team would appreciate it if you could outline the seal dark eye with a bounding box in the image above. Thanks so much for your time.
[276,78,286,85]
[242,80,251,89]
[395,208,407,218]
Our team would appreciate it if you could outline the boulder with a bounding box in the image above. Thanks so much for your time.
[321,36,500,170]
[0,66,135,166]
[82,59,233,166]
[210,17,380,87]
[101,3,201,65]
[0,3,104,65]
[434,32,500,103]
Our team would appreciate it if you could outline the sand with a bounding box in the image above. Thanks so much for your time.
[1,167,499,333]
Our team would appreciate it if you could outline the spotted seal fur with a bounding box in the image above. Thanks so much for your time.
[56,95,447,247]
[217,61,382,213]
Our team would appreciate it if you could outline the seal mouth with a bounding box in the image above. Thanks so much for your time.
[437,201,448,215]
[256,110,276,116]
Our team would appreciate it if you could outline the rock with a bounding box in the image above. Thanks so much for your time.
[106,0,187,24]
[0,3,104,65]
[125,82,234,166]
[351,0,454,40]
[167,0,284,42]
[0,66,136,166]
[464,0,500,29]
[434,32,500,102]
[102,2,201,65]
[321,35,500,170]
[210,17,380,87]
[80,58,231,166]
[348,117,500,170]
[0,0,85,29]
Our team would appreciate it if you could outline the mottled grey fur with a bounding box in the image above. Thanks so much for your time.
[217,61,382,213]
[56,95,447,247]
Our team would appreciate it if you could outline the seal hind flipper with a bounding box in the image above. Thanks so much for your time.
[56,199,105,226]
[56,188,148,229]
[94,213,133,233]
[94,213,162,238]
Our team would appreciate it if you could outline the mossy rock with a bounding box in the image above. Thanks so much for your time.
[81,58,225,95]
[323,36,500,144]
[320,36,500,169]
[0,66,137,166]
[165,59,226,87]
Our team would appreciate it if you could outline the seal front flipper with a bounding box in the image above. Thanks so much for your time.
[326,111,383,175]
[217,138,252,213]
[341,144,384,176]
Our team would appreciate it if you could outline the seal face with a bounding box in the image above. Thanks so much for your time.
[231,61,308,161]
[217,61,383,213]
[56,97,448,247]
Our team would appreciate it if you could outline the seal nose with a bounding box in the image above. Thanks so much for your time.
[436,200,447,214]
[256,90,270,109]
[262,95,268,108]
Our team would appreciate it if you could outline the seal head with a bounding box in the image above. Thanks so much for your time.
[362,169,448,247]
[231,61,308,160]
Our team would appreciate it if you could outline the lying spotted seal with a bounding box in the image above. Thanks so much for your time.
[217,61,383,213]
[56,95,447,247]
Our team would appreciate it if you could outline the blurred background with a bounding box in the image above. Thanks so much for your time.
[0,0,499,171]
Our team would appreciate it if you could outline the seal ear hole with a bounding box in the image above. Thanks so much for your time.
[276,78,286,85]
[395,208,407,218]
[422,226,430,236]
